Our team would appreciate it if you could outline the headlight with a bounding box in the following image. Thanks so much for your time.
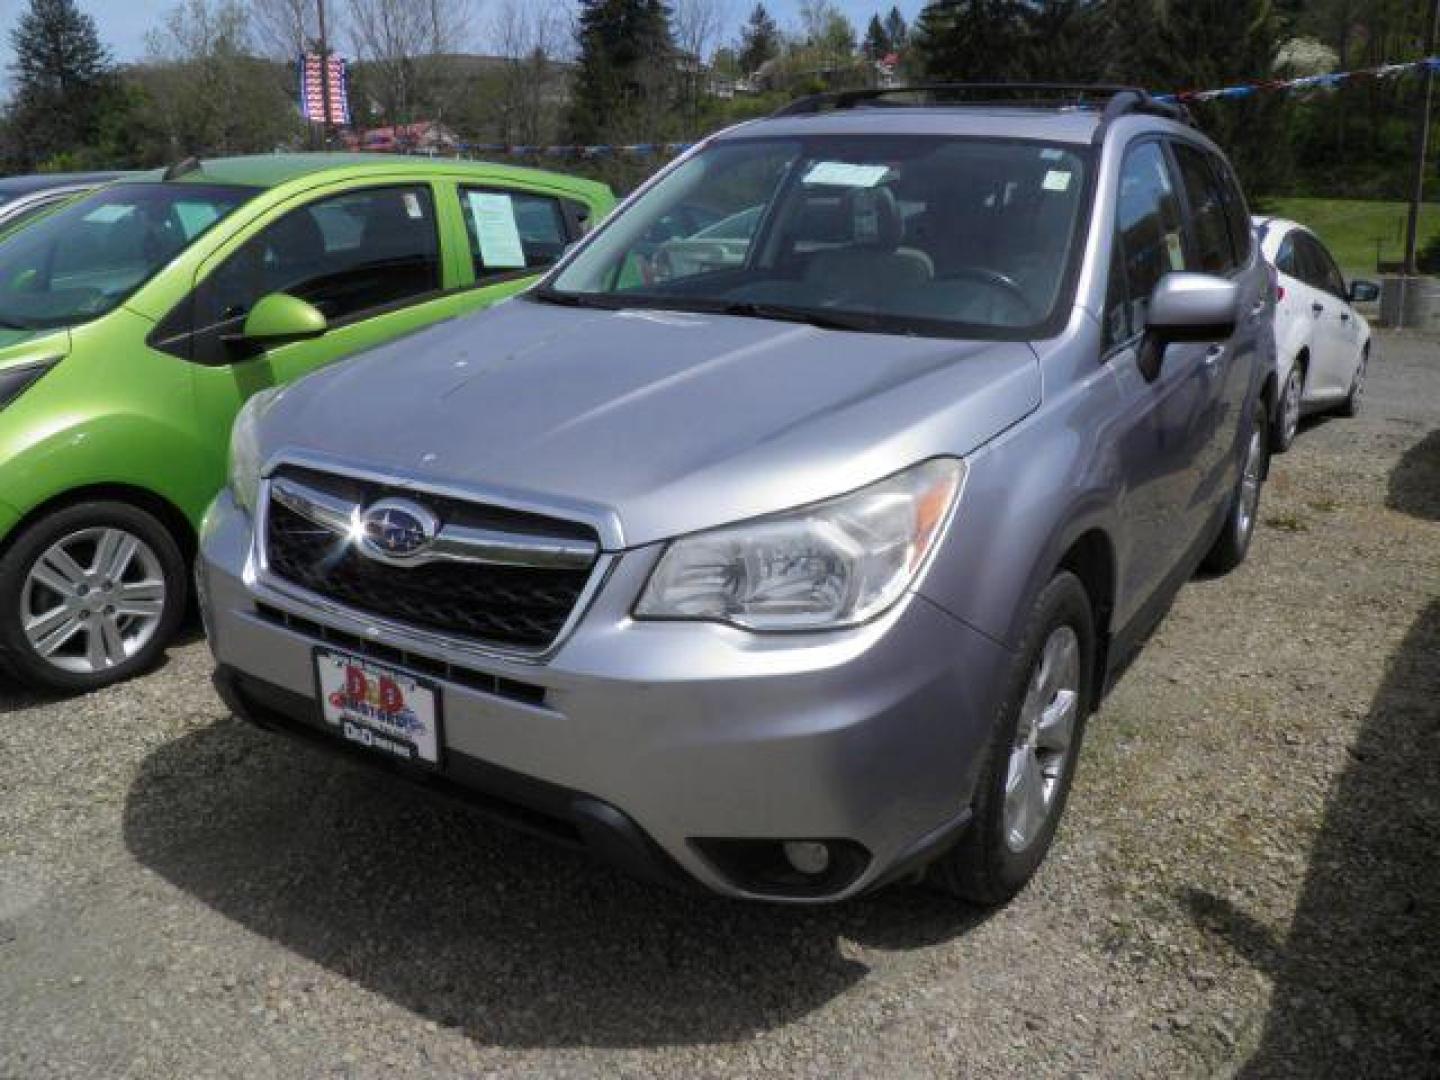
[635,458,964,631]
[228,387,283,514]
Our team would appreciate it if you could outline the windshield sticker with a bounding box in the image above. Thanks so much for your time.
[403,192,423,219]
[802,162,891,188]
[82,204,135,224]
[1164,231,1185,270]
[174,201,220,239]
[1042,170,1073,192]
[466,192,526,269]
[1040,148,1066,161]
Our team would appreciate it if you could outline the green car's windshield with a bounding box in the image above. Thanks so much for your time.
[0,182,254,330]
[541,134,1093,339]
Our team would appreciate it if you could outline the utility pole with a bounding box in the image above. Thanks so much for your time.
[316,0,335,148]
[1403,0,1440,275]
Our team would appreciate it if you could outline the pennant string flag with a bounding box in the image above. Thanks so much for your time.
[350,56,1440,160]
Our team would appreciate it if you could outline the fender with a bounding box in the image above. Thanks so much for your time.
[0,408,220,544]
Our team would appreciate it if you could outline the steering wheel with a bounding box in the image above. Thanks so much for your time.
[946,267,1040,320]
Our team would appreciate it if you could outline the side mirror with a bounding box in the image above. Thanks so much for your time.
[1137,273,1240,381]
[241,293,326,346]
[1348,279,1380,304]
[1146,272,1240,343]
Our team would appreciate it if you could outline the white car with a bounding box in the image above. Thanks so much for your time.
[1254,217,1379,451]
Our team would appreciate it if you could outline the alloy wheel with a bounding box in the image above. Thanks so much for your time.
[1004,624,1080,852]
[1237,427,1265,542]
[19,527,167,675]
[1282,368,1302,445]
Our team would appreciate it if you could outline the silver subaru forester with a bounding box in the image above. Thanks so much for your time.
[198,87,1276,905]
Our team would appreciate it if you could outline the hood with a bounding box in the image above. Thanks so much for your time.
[260,299,1041,547]
[0,326,70,368]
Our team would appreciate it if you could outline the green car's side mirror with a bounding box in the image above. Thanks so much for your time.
[242,293,327,345]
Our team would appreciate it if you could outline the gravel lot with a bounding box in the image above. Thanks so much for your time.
[2,331,1438,1079]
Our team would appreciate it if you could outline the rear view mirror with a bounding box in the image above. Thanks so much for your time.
[1348,279,1380,304]
[242,293,326,346]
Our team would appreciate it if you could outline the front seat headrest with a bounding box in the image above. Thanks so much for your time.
[847,186,904,250]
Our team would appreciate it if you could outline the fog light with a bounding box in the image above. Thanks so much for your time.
[782,840,831,876]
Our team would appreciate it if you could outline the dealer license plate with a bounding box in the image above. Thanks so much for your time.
[315,649,442,767]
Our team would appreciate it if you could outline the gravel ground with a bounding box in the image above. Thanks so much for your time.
[2,331,1438,1079]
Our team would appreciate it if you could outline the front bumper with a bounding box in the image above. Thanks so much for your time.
[198,490,1014,901]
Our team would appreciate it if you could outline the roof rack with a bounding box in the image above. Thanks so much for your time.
[770,83,1194,132]
[162,156,202,181]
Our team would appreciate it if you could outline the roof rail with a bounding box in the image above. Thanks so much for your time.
[770,83,1194,131]
[162,156,202,181]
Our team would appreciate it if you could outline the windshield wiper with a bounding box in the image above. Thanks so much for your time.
[0,315,35,331]
[528,288,616,310]
[715,300,880,333]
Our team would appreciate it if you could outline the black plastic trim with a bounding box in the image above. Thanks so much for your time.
[213,664,699,893]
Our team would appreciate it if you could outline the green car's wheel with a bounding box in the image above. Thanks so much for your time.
[0,501,187,693]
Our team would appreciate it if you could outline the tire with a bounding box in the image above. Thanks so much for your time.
[1338,343,1368,418]
[1272,361,1303,453]
[1200,398,1269,576]
[0,501,188,693]
[928,571,1095,906]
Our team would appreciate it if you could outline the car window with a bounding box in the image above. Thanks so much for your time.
[1212,158,1252,265]
[204,184,440,330]
[0,182,252,330]
[1298,232,1346,298]
[460,188,570,280]
[547,134,1093,339]
[0,195,70,235]
[1105,140,1188,345]
[1172,142,1235,275]
[1275,234,1297,278]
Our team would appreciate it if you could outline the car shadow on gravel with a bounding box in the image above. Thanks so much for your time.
[1181,598,1440,1077]
[122,716,991,1048]
[1386,427,1440,521]
[0,620,204,710]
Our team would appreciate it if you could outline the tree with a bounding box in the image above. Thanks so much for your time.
[478,0,568,147]
[884,5,908,51]
[799,1,857,65]
[1023,0,1104,83]
[737,3,780,74]
[672,0,728,124]
[863,14,891,61]
[4,0,117,169]
[346,0,475,128]
[911,0,1029,81]
[568,0,677,143]
[247,0,315,59]
[142,0,301,157]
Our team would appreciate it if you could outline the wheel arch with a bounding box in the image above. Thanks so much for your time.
[0,483,198,565]
[1056,528,1117,710]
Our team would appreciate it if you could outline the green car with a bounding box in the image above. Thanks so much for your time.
[0,154,614,691]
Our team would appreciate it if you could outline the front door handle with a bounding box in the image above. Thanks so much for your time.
[1340,310,1351,322]
[1312,302,1325,315]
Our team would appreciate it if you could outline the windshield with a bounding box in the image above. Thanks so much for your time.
[543,134,1092,338]
[0,182,253,330]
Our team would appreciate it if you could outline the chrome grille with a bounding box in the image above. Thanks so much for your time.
[261,466,601,652]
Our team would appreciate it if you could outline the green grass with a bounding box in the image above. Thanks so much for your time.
[1257,197,1440,273]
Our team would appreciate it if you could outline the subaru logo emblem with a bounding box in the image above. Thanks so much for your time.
[357,499,439,562]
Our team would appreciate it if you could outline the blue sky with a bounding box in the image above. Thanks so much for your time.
[0,1,927,67]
